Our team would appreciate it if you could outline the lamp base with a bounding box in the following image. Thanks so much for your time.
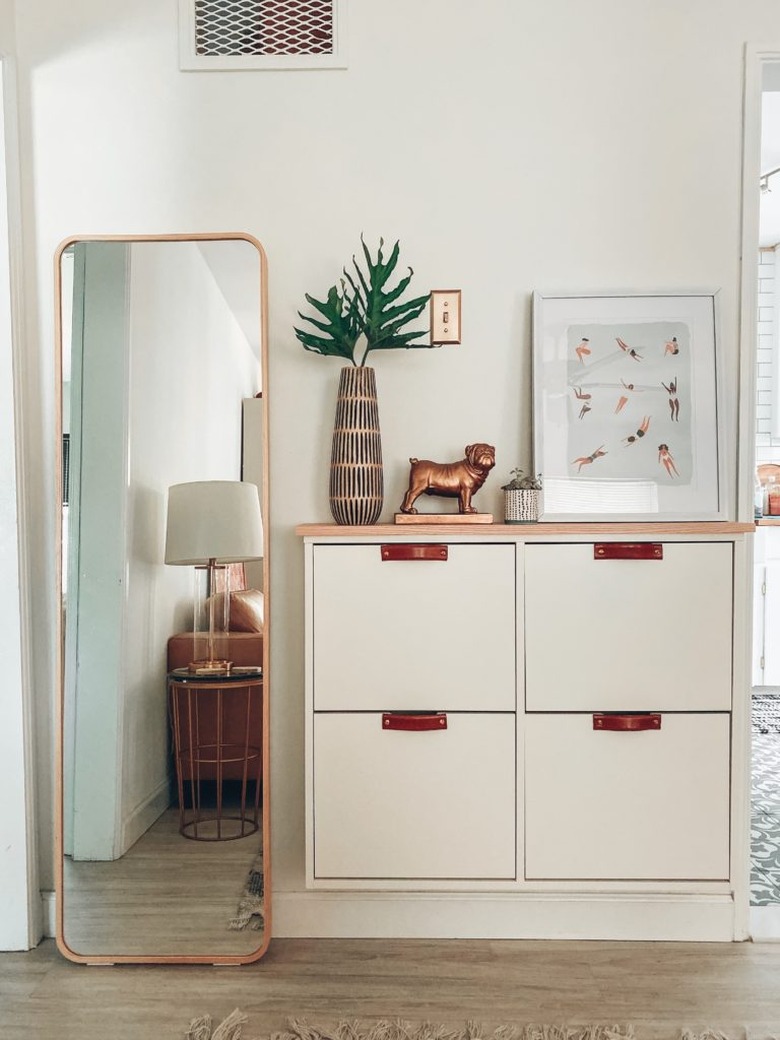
[187,659,233,675]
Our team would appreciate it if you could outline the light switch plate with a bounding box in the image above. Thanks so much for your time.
[430,289,461,344]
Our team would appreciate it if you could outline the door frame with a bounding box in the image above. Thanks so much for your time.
[0,49,39,950]
[741,43,780,942]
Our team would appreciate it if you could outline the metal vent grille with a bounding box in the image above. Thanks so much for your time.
[180,0,345,70]
[195,0,333,56]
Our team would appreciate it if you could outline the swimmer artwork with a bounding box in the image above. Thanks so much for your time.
[532,291,724,520]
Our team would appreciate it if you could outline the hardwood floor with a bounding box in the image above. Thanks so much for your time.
[4,938,780,1040]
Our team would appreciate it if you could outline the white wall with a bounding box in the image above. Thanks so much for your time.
[121,240,257,841]
[12,0,779,906]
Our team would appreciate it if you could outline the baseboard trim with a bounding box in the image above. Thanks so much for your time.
[272,890,738,942]
[750,904,780,941]
[119,779,170,856]
[41,886,739,943]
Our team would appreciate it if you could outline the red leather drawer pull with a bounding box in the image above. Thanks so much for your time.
[382,713,448,731]
[381,544,448,562]
[594,542,663,561]
[593,713,662,732]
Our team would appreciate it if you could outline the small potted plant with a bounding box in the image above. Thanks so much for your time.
[501,468,542,523]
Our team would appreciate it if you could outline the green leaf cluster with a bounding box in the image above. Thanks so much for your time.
[295,237,432,366]
[501,469,543,491]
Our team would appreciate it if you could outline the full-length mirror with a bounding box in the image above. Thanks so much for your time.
[55,234,270,964]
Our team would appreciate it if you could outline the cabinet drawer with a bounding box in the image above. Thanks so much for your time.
[312,543,516,711]
[525,713,730,880]
[313,712,516,880]
[524,542,732,711]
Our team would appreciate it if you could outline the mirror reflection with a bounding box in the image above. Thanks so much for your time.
[57,235,269,961]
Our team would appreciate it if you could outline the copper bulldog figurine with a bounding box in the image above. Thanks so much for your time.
[400,443,496,515]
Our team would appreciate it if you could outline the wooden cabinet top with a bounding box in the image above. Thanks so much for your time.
[296,521,754,538]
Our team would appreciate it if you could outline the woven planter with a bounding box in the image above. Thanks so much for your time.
[329,366,384,525]
[504,488,540,524]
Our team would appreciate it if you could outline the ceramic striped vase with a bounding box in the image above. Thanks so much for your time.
[329,366,383,525]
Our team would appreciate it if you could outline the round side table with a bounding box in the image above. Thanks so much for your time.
[168,669,263,841]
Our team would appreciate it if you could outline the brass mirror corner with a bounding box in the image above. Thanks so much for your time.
[54,234,270,964]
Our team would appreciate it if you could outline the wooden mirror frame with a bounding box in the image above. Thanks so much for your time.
[53,232,271,964]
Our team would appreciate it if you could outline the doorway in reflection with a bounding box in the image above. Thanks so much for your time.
[58,236,268,961]
[751,60,780,939]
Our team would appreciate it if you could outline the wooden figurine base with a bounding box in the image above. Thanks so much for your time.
[394,513,494,525]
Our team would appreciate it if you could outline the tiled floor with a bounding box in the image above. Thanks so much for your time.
[751,692,780,905]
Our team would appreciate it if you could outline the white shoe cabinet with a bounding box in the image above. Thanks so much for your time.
[297,523,753,942]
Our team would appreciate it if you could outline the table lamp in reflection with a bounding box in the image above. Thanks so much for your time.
[164,480,264,674]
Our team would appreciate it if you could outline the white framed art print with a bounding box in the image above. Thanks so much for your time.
[532,290,725,522]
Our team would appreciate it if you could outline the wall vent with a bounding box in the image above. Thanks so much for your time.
[179,0,347,70]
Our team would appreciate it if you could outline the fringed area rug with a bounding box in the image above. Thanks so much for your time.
[184,1016,780,1040]
[228,848,264,931]
[682,1035,780,1040]
[186,1009,249,1040]
[184,1016,636,1040]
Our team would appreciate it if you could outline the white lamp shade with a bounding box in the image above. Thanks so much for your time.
[165,480,264,565]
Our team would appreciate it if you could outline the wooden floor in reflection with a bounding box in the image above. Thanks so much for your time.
[62,807,264,958]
